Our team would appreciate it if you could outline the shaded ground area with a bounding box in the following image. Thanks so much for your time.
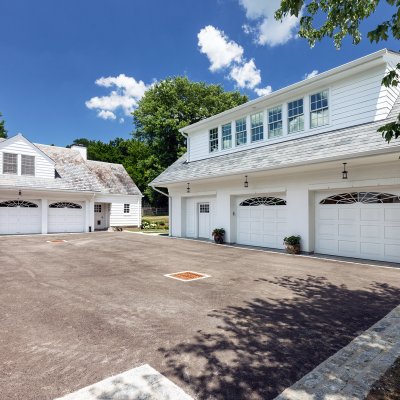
[367,356,400,400]
[0,232,399,400]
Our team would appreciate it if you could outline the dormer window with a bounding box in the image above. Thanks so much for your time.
[209,128,219,153]
[310,90,329,128]
[288,99,304,134]
[3,153,17,174]
[222,123,232,150]
[251,112,264,142]
[235,118,247,146]
[21,155,35,176]
[268,106,282,138]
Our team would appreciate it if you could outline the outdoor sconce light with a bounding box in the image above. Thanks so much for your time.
[244,175,248,188]
[187,182,190,193]
[342,163,348,180]
[18,190,22,196]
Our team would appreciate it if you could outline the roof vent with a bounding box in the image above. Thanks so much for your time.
[71,144,87,160]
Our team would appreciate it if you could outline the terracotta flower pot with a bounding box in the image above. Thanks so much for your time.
[284,243,300,254]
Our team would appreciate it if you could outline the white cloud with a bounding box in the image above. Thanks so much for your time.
[229,59,261,89]
[254,85,272,96]
[198,25,244,71]
[239,0,300,46]
[86,74,149,121]
[304,69,319,79]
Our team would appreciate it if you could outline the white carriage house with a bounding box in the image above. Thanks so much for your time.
[151,49,400,263]
[0,134,142,235]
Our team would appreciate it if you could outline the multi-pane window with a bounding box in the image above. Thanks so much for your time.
[235,118,247,146]
[124,204,130,214]
[199,203,209,213]
[251,112,264,142]
[3,153,17,174]
[94,204,102,213]
[268,106,282,138]
[288,99,304,134]
[221,123,232,150]
[209,127,219,153]
[21,155,35,176]
[310,90,329,128]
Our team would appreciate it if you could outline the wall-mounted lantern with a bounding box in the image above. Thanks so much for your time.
[342,163,348,180]
[186,183,190,193]
[244,175,248,188]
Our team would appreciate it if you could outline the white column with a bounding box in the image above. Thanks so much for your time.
[87,198,95,232]
[41,198,48,234]
[215,191,232,243]
[171,195,182,237]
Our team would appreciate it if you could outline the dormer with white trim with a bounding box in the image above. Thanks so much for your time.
[181,49,400,163]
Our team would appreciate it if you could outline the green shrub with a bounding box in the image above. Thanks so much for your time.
[284,235,301,245]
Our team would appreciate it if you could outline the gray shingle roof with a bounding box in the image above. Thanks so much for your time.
[0,142,141,195]
[151,98,400,186]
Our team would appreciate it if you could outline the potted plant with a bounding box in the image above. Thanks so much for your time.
[283,235,301,254]
[212,228,225,244]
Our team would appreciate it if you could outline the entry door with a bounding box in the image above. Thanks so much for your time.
[94,203,107,230]
[198,203,210,239]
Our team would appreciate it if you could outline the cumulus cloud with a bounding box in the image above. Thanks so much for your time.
[254,85,272,96]
[239,0,300,46]
[86,74,149,121]
[198,25,244,71]
[229,59,261,89]
[304,69,319,79]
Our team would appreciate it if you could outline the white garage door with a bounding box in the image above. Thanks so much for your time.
[237,196,287,249]
[48,202,85,233]
[316,191,400,262]
[0,200,41,234]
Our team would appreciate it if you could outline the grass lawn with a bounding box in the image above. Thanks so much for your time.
[125,215,169,234]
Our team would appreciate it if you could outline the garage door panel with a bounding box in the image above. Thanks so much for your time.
[360,225,380,240]
[318,238,337,252]
[251,209,263,219]
[319,208,337,221]
[360,208,380,221]
[360,242,382,257]
[338,224,357,238]
[319,223,336,236]
[338,208,356,221]
[338,240,357,254]
[276,222,287,235]
[385,244,400,259]
[263,235,277,247]
[385,209,400,221]
[384,226,400,240]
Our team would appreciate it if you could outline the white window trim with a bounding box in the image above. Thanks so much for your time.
[309,89,330,129]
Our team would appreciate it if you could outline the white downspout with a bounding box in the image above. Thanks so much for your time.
[150,185,172,237]
[180,130,189,162]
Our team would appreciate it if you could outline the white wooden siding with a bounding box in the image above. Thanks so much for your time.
[0,137,54,178]
[110,200,141,226]
[188,64,397,162]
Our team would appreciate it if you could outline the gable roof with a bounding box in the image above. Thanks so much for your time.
[151,96,400,187]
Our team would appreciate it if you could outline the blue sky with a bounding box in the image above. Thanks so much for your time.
[1,0,398,146]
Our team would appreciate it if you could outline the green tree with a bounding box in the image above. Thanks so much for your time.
[132,76,248,205]
[0,112,8,139]
[275,0,400,142]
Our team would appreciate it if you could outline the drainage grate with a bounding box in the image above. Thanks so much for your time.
[165,271,210,282]
[46,239,67,243]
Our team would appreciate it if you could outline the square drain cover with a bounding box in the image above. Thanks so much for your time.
[165,271,210,282]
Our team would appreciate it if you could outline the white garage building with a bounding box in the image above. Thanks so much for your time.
[0,134,142,234]
[151,49,400,263]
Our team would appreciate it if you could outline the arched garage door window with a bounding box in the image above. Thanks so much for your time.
[0,200,38,208]
[49,202,82,209]
[320,192,400,205]
[239,196,286,206]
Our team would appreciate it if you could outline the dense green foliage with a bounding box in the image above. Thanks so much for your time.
[0,112,7,139]
[71,77,248,206]
[276,0,400,142]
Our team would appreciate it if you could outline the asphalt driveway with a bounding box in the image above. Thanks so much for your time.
[1,232,400,400]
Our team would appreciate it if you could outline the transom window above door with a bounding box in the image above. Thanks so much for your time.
[94,204,102,213]
[320,192,400,204]
[240,197,286,206]
[199,203,210,213]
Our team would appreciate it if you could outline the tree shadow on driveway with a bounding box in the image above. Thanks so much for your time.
[159,275,400,400]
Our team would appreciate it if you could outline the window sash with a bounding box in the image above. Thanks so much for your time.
[288,99,304,134]
[3,153,18,174]
[21,155,35,176]
[124,204,130,213]
[235,118,247,146]
[209,128,218,152]
[310,91,329,128]
[221,123,232,150]
[251,112,264,142]
[268,107,282,138]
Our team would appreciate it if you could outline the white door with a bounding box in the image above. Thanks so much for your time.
[236,196,287,249]
[198,203,211,239]
[315,191,400,262]
[94,203,107,230]
[48,202,85,233]
[0,200,41,234]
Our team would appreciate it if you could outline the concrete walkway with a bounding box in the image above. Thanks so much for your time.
[275,305,400,400]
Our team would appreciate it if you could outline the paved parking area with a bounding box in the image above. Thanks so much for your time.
[1,232,400,400]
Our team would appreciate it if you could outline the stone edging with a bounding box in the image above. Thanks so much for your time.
[275,305,400,400]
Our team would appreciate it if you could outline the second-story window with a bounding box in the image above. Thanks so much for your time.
[251,112,264,142]
[235,117,247,146]
[268,106,282,138]
[221,123,232,150]
[21,155,35,176]
[3,153,18,174]
[310,90,329,128]
[288,99,304,134]
[209,127,219,153]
